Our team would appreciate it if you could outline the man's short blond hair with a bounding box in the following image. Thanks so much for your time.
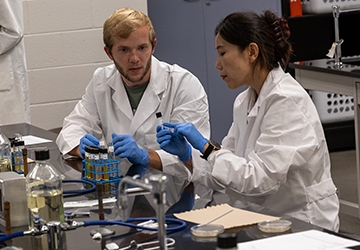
[103,7,156,52]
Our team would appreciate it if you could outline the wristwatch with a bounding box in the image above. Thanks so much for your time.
[201,140,221,160]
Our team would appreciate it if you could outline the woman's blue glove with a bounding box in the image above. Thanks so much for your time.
[156,125,192,162]
[112,133,150,166]
[162,122,208,152]
[79,134,100,158]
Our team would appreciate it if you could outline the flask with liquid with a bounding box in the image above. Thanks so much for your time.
[0,125,12,172]
[26,149,65,229]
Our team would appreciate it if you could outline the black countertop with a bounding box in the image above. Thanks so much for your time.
[289,56,360,78]
[1,123,359,249]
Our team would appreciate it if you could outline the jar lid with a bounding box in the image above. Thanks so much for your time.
[35,149,50,160]
[217,232,237,248]
[14,140,25,146]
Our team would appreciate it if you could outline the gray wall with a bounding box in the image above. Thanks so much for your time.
[148,0,282,142]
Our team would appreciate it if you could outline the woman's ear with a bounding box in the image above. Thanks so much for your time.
[248,42,259,63]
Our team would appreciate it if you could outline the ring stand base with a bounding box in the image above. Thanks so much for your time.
[90,227,115,237]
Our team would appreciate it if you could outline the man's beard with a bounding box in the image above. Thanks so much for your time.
[114,57,151,84]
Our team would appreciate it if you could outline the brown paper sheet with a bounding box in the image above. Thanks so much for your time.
[174,203,280,229]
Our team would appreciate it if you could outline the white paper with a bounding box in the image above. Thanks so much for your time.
[237,230,359,250]
[22,135,53,145]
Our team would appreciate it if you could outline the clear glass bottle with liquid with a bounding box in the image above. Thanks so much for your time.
[0,125,12,172]
[26,149,65,229]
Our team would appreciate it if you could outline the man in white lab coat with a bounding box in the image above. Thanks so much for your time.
[56,8,211,212]
[0,0,31,125]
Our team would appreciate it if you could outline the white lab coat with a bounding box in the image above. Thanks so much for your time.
[0,0,30,125]
[56,56,211,209]
[191,66,340,231]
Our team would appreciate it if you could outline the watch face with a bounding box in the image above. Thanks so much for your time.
[210,140,221,150]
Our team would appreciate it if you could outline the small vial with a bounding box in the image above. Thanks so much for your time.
[99,147,110,196]
[156,112,164,127]
[13,140,25,173]
[107,142,117,178]
[108,142,115,160]
[92,146,101,181]
[84,146,93,180]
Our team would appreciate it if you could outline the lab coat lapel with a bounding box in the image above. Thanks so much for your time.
[130,57,165,134]
[243,68,282,153]
[108,70,134,121]
[240,88,258,155]
[130,83,161,134]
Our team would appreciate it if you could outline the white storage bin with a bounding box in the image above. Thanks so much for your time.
[302,0,360,14]
[310,90,354,123]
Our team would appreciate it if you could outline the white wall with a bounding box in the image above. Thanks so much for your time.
[22,0,148,130]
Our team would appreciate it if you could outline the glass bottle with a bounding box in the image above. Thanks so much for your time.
[0,125,12,172]
[26,149,65,229]
[13,140,25,173]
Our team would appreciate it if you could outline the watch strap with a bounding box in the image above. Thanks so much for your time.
[200,141,214,160]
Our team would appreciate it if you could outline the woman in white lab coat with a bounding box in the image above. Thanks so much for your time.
[0,0,30,125]
[156,10,340,231]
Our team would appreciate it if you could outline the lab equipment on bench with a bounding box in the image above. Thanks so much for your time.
[0,127,12,172]
[26,149,65,230]
[118,174,169,250]
[82,145,121,199]
[0,173,186,250]
[0,172,28,227]
[190,209,232,238]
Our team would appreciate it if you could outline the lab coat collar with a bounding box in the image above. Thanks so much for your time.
[107,56,166,134]
[247,66,285,118]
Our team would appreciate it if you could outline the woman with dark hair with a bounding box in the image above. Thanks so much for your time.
[156,10,339,231]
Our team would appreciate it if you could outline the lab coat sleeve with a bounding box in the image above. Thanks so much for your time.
[0,0,23,55]
[193,96,320,197]
[56,74,103,157]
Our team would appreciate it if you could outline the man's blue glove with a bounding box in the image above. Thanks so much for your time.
[162,122,208,152]
[79,134,100,158]
[156,125,192,162]
[112,133,150,166]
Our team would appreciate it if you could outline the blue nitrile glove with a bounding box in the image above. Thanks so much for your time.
[112,133,150,166]
[156,125,192,162]
[162,122,208,152]
[79,134,100,158]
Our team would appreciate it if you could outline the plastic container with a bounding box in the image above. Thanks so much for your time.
[310,90,354,123]
[302,0,360,14]
[216,232,237,250]
[26,149,65,229]
[0,126,12,172]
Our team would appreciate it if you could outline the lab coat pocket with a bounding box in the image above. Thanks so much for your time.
[305,178,339,230]
[0,54,14,92]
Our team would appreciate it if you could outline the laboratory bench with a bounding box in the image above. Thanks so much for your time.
[1,123,360,249]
